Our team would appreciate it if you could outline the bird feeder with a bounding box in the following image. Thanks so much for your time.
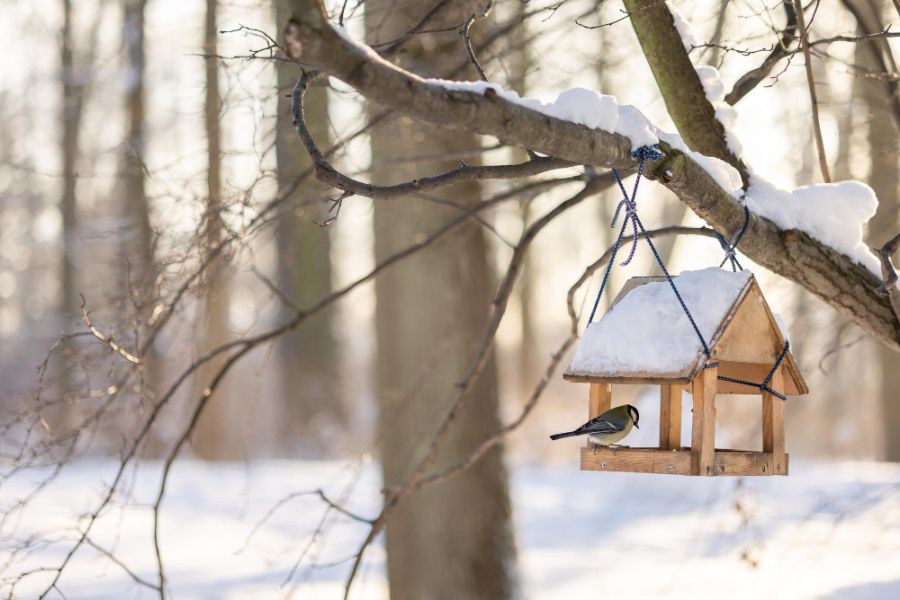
[564,268,808,476]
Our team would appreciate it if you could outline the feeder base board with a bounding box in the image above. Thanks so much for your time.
[580,446,788,476]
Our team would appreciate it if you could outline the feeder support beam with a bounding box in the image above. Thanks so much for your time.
[691,367,718,475]
[659,384,682,450]
[589,382,612,419]
[762,366,787,475]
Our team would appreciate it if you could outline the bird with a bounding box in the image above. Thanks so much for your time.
[549,404,640,447]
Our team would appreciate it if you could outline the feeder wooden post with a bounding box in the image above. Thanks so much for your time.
[762,366,787,475]
[659,384,682,450]
[691,366,717,476]
[589,383,612,419]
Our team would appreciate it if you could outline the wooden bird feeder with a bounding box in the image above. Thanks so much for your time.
[564,269,808,476]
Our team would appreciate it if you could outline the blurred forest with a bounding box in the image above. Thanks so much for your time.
[0,0,898,598]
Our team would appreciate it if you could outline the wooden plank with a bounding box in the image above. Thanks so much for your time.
[714,285,780,364]
[564,373,692,386]
[580,447,692,475]
[762,366,787,475]
[588,382,612,419]
[691,366,718,476]
[579,447,788,476]
[659,384,682,449]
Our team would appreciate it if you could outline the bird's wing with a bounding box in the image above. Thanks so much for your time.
[579,416,626,435]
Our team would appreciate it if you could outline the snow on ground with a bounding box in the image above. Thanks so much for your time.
[2,458,899,599]
[568,268,751,376]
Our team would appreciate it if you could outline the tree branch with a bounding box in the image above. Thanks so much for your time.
[283,0,900,349]
[291,74,574,200]
[622,0,749,186]
[793,0,831,182]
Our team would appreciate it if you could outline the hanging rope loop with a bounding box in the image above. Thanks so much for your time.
[609,144,662,266]
[583,145,794,399]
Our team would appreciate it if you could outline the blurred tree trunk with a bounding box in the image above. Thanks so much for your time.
[120,0,161,452]
[192,0,238,460]
[367,4,517,600]
[273,1,343,455]
[508,1,539,397]
[120,0,153,301]
[57,0,100,430]
[851,0,900,460]
[58,0,80,426]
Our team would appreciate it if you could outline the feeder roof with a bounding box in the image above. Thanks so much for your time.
[564,267,808,394]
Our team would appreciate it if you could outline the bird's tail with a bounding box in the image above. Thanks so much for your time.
[549,430,582,440]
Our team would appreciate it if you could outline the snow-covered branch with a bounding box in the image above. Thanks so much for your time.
[283,0,900,349]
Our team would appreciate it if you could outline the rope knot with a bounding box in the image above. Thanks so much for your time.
[610,195,640,265]
[632,144,663,161]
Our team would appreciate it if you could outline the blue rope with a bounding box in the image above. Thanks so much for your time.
[587,220,629,325]
[587,145,660,325]
[718,204,750,272]
[632,211,714,359]
[583,144,793,398]
[716,341,791,400]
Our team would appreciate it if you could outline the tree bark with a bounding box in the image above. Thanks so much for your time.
[273,0,343,456]
[366,3,517,599]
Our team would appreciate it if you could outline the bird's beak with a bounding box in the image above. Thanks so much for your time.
[635,423,640,429]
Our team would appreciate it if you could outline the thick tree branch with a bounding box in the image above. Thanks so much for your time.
[622,0,749,186]
[292,74,574,199]
[283,2,899,346]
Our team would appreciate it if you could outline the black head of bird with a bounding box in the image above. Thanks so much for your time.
[627,404,640,429]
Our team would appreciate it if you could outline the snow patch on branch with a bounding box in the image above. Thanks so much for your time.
[430,80,745,195]
[669,5,697,52]
[697,66,743,157]
[744,178,881,276]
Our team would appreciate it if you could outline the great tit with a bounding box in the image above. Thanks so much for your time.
[549,404,640,446]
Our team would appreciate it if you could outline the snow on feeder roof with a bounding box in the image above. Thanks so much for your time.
[564,267,808,396]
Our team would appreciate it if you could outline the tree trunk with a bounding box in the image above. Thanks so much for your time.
[119,0,162,455]
[367,4,517,599]
[273,0,343,457]
[852,0,900,460]
[58,0,80,428]
[191,0,239,460]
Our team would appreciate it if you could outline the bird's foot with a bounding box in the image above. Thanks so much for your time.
[607,444,630,450]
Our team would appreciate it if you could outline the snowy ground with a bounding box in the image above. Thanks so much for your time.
[2,458,900,599]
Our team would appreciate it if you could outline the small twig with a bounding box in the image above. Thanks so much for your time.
[726,1,796,105]
[80,296,142,364]
[83,536,161,592]
[793,0,831,182]
[460,12,488,81]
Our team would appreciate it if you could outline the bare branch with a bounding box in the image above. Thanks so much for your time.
[291,73,573,203]
[726,2,797,105]
[80,296,142,365]
[793,0,831,182]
